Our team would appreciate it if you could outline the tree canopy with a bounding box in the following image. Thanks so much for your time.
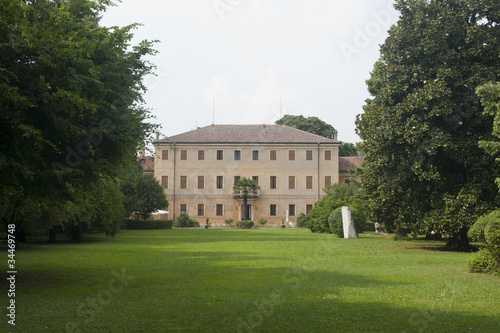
[356,0,500,249]
[0,0,158,237]
[233,177,260,221]
[122,169,169,220]
[276,115,338,139]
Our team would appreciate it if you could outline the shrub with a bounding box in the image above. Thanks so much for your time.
[296,213,308,228]
[328,208,344,237]
[327,207,364,238]
[224,218,234,226]
[236,220,254,229]
[257,218,267,226]
[468,210,500,275]
[176,212,200,228]
[306,183,369,234]
[124,219,173,230]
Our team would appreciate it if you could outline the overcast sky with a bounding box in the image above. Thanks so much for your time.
[100,0,400,143]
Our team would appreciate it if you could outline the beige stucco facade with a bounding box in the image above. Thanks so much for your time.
[154,141,340,225]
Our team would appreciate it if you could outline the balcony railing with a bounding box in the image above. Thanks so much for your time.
[232,190,260,198]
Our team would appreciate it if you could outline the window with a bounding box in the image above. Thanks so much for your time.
[270,176,277,189]
[181,150,187,160]
[306,204,313,215]
[198,176,205,189]
[252,150,259,160]
[216,176,224,189]
[234,176,241,184]
[289,150,295,160]
[270,150,277,160]
[289,204,296,217]
[161,176,169,189]
[306,176,313,190]
[234,150,241,160]
[325,176,332,188]
[180,176,187,189]
[216,150,224,160]
[162,150,168,160]
[306,150,313,161]
[180,204,187,213]
[197,204,205,216]
[198,150,205,160]
[289,176,296,189]
[216,204,224,216]
[325,150,332,161]
[270,204,277,216]
[252,176,259,185]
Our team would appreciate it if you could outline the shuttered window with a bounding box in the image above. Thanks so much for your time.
[306,176,313,189]
[198,150,205,160]
[289,150,295,160]
[306,150,313,160]
[270,176,277,189]
[197,204,205,216]
[161,176,169,189]
[289,176,296,189]
[216,176,224,189]
[270,150,277,160]
[325,150,332,161]
[180,176,187,189]
[181,150,187,160]
[198,176,204,189]
[217,150,224,160]
[162,150,168,160]
[325,176,332,188]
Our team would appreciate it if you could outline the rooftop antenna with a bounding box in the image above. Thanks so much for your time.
[280,97,282,119]
[212,98,215,125]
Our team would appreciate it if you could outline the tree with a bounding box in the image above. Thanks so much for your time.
[306,183,369,234]
[276,115,337,139]
[339,142,363,157]
[356,0,500,249]
[0,0,158,235]
[122,170,169,220]
[233,177,260,221]
[477,82,500,176]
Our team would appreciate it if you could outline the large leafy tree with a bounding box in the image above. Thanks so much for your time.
[276,115,338,139]
[0,0,158,234]
[356,0,500,249]
[233,177,260,221]
[122,170,169,220]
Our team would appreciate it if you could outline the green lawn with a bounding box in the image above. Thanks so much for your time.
[2,229,499,332]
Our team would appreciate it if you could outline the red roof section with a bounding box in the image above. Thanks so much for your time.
[339,156,364,172]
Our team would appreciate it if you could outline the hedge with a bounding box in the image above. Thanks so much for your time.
[124,219,173,230]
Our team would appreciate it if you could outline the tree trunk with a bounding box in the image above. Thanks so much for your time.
[446,226,472,251]
[243,196,248,221]
[48,228,56,243]
[71,224,82,241]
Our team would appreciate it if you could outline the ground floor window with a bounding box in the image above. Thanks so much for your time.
[306,204,313,215]
[216,204,224,216]
[197,204,205,216]
[270,204,277,216]
[180,204,187,213]
[289,204,296,217]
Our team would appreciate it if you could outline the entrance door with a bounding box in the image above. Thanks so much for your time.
[241,204,251,220]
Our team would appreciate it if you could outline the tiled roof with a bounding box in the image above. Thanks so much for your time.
[157,124,340,144]
[339,156,364,172]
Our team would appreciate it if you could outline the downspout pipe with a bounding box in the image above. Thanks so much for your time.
[317,142,321,201]
[173,142,176,220]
